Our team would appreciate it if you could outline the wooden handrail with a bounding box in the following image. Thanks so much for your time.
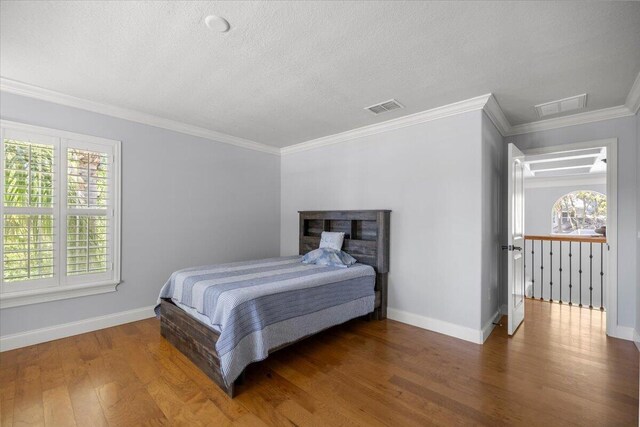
[525,234,606,243]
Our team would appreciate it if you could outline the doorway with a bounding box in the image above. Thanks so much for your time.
[508,138,618,337]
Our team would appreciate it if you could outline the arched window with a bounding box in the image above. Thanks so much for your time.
[551,191,606,235]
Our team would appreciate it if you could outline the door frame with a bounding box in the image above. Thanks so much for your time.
[521,138,618,338]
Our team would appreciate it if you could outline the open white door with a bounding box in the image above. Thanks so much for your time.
[507,143,525,335]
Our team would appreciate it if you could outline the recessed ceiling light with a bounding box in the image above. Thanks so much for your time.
[204,15,230,33]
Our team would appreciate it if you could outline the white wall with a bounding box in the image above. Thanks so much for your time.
[525,183,607,235]
[281,110,501,342]
[480,113,504,329]
[506,115,638,330]
[0,92,281,337]
[2,89,636,347]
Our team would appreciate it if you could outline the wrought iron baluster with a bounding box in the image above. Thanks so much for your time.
[568,242,572,305]
[549,241,553,303]
[600,243,604,311]
[540,240,544,301]
[531,241,535,299]
[589,242,593,309]
[559,242,562,304]
[579,243,583,308]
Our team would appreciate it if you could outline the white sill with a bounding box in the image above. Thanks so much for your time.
[0,281,119,309]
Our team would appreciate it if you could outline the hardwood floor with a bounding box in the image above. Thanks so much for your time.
[1,299,637,426]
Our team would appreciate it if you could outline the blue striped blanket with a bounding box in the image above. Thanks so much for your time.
[156,256,376,387]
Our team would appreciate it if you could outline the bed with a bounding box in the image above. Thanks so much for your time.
[157,210,390,397]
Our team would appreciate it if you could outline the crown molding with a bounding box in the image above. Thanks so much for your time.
[625,70,640,114]
[3,72,638,156]
[483,94,511,136]
[281,87,636,154]
[505,105,635,136]
[281,91,638,154]
[491,72,639,136]
[0,78,280,155]
[281,94,492,155]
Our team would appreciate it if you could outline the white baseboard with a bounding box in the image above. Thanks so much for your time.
[480,309,503,344]
[633,329,640,352]
[387,308,485,344]
[0,305,156,352]
[607,325,635,342]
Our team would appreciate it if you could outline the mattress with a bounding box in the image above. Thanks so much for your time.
[156,256,376,386]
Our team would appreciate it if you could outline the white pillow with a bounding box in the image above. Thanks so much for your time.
[319,231,345,251]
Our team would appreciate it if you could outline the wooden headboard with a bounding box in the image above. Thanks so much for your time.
[298,210,391,319]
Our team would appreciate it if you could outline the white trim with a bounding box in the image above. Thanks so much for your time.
[0,281,118,309]
[387,307,485,345]
[0,305,155,351]
[521,138,618,339]
[4,71,640,156]
[521,138,616,156]
[624,70,640,114]
[1,118,121,146]
[0,78,279,156]
[524,173,606,189]
[480,309,503,343]
[506,105,634,136]
[484,94,512,136]
[281,94,493,155]
[633,329,640,352]
[0,120,122,307]
[280,98,636,154]
[607,325,635,342]
[3,77,638,154]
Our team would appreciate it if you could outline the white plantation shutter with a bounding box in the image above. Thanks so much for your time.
[2,133,57,287]
[64,145,113,278]
[3,215,56,281]
[3,139,55,208]
[66,215,109,275]
[1,121,120,305]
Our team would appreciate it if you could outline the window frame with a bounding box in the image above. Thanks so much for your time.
[550,190,607,235]
[0,120,121,308]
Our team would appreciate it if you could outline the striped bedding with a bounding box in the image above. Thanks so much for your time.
[156,256,376,387]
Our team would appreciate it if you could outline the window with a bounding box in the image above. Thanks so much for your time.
[551,190,606,235]
[1,121,120,307]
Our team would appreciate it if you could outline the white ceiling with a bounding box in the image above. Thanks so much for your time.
[1,1,639,148]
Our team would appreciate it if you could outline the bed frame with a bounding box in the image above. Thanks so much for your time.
[159,210,390,397]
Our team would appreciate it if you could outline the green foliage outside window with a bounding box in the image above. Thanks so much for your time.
[3,139,109,282]
[3,140,55,281]
[551,191,607,234]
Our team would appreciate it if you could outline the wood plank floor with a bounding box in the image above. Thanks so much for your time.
[1,299,637,426]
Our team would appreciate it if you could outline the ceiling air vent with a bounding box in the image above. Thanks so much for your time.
[365,99,404,115]
[534,94,587,118]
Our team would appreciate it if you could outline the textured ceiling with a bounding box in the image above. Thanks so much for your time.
[1,1,639,148]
